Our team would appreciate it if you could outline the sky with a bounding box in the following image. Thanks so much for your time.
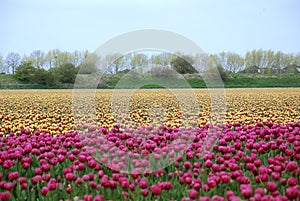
[0,0,299,57]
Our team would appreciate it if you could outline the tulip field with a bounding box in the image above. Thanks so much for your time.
[0,88,299,201]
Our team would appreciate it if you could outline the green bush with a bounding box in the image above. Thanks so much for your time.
[56,63,79,83]
[15,61,36,82]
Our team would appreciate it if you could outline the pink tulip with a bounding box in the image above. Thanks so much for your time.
[41,186,49,196]
[150,185,162,196]
[287,177,297,186]
[266,182,278,192]
[139,178,148,189]
[199,196,210,201]
[141,189,149,197]
[0,192,11,201]
[3,160,13,169]
[285,187,298,199]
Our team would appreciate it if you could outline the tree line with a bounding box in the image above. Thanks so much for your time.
[0,49,299,85]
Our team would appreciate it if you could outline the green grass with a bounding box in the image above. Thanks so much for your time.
[186,79,207,88]
[1,73,300,89]
[224,74,300,88]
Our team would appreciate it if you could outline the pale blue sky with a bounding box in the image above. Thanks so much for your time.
[1,0,299,57]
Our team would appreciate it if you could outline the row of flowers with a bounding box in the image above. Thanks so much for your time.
[0,121,299,200]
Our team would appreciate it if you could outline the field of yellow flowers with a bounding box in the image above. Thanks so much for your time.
[1,88,299,135]
[0,88,299,201]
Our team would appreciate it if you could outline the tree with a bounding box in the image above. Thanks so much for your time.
[130,53,148,75]
[130,53,148,68]
[217,65,228,81]
[150,54,164,66]
[79,52,99,74]
[170,54,197,74]
[226,52,244,73]
[204,64,228,81]
[272,51,284,73]
[216,52,244,74]
[207,54,219,69]
[283,64,300,74]
[160,52,172,66]
[56,63,78,83]
[112,54,125,74]
[44,50,57,69]
[56,51,72,67]
[0,54,7,73]
[33,68,57,85]
[282,54,296,67]
[122,54,134,71]
[295,54,300,66]
[266,50,275,68]
[272,52,296,74]
[193,53,211,72]
[47,68,59,85]
[15,61,36,82]
[245,51,252,70]
[70,50,85,67]
[217,52,227,69]
[5,52,21,74]
[256,49,268,69]
[29,50,45,68]
[102,53,124,74]
[47,49,72,68]
[244,49,267,71]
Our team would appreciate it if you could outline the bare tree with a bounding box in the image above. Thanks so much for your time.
[266,50,275,68]
[70,50,86,67]
[150,54,164,66]
[102,53,124,74]
[130,53,148,69]
[30,50,45,68]
[5,52,21,74]
[244,49,267,69]
[0,54,7,73]
[226,52,245,73]
[101,53,118,74]
[44,50,56,69]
